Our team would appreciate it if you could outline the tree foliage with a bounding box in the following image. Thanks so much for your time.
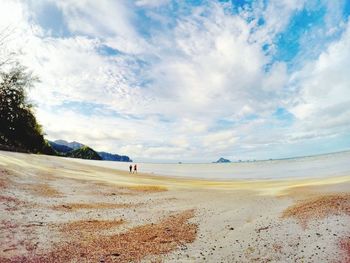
[0,65,54,154]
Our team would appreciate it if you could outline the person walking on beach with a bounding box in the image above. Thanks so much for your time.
[133,164,137,174]
[129,165,132,173]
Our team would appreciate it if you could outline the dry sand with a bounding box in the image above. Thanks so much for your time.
[0,150,349,262]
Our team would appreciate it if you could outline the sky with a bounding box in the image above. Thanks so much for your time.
[1,0,350,162]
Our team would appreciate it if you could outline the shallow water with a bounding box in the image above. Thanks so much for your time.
[71,151,350,180]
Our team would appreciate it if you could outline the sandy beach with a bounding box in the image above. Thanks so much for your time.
[0,150,350,262]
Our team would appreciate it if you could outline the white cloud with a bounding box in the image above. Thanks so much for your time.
[135,0,170,8]
[56,0,148,54]
[145,3,288,121]
[289,21,350,137]
[201,131,238,154]
[0,0,27,27]
[248,0,307,49]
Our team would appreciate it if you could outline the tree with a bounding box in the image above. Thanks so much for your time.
[0,27,55,154]
[0,64,54,154]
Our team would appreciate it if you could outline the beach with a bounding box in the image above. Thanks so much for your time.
[0,150,349,262]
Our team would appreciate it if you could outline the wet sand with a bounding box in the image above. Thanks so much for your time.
[0,151,349,262]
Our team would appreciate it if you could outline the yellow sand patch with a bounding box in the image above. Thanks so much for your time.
[126,185,168,193]
[36,171,59,181]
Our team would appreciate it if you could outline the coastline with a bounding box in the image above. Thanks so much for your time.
[2,150,350,194]
[68,150,350,180]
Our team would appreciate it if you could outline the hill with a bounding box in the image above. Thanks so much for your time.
[48,140,133,162]
[48,141,73,153]
[65,146,102,160]
[54,140,84,150]
[98,151,132,162]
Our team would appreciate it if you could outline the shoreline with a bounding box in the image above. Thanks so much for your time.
[68,150,350,180]
[1,150,350,195]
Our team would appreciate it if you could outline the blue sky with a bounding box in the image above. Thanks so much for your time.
[1,0,350,162]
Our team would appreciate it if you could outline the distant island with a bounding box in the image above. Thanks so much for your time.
[213,157,231,163]
[48,140,132,162]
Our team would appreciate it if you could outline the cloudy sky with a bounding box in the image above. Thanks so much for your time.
[1,0,350,162]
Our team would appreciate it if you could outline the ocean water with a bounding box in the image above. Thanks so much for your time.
[72,151,350,180]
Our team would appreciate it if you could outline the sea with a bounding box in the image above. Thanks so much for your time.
[71,151,350,180]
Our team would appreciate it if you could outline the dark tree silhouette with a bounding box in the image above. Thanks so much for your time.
[0,26,54,154]
[0,64,54,154]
